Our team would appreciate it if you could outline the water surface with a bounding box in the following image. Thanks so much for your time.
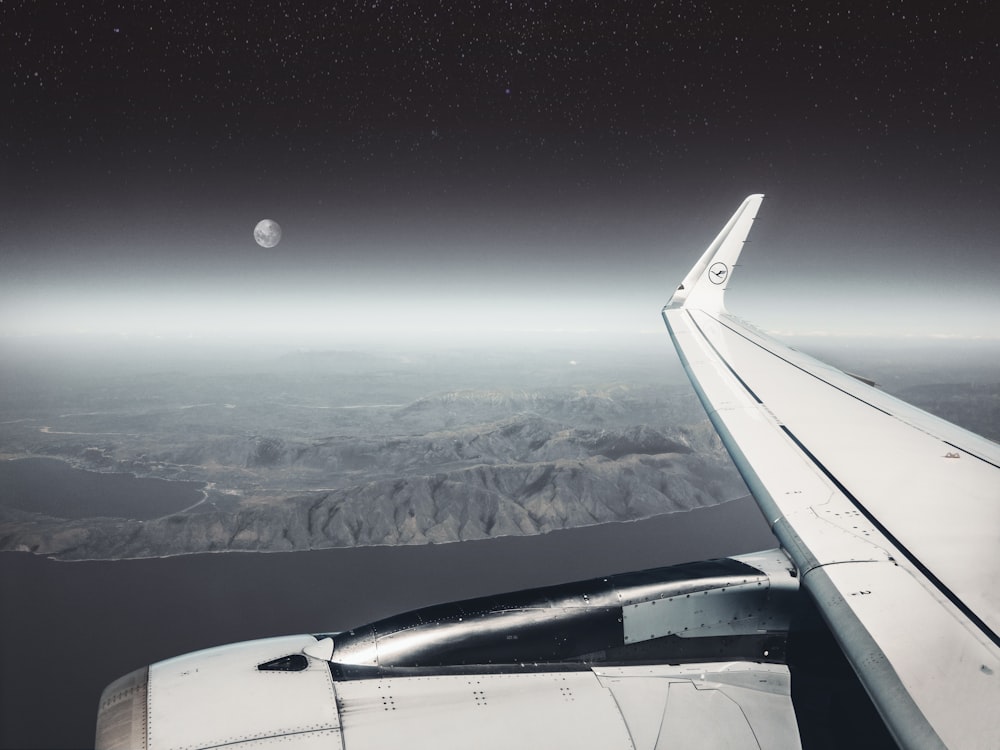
[0,496,775,750]
[0,458,204,520]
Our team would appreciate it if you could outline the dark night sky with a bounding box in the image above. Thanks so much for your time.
[4,2,999,343]
[1,7,998,746]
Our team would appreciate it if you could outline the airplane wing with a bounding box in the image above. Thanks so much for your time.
[95,196,998,750]
[662,194,1000,749]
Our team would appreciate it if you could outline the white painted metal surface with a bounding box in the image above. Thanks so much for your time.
[334,670,635,749]
[663,195,1000,749]
[689,307,1000,628]
[147,635,341,750]
[594,662,801,750]
[332,663,799,750]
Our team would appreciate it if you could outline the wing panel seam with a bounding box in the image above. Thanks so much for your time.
[778,424,1000,648]
[714,315,998,466]
[712,314,893,417]
[943,440,1000,471]
[685,310,763,405]
[677,308,1000,649]
[190,726,343,750]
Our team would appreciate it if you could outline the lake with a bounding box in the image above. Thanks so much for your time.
[0,458,204,520]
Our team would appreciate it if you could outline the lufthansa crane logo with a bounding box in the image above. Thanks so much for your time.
[708,262,729,285]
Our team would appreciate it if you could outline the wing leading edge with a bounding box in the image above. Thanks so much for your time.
[662,196,1000,750]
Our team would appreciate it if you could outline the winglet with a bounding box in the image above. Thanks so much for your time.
[665,194,764,312]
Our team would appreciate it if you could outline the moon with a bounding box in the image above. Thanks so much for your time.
[254,219,282,248]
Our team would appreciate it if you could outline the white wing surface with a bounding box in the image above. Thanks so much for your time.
[662,195,1000,750]
[95,196,997,750]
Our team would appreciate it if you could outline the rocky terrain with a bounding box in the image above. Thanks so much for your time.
[0,342,751,559]
[3,338,995,561]
[1,432,739,559]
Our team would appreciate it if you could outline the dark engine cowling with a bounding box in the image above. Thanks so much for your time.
[323,551,798,678]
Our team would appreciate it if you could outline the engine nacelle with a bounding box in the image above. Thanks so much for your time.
[325,549,798,678]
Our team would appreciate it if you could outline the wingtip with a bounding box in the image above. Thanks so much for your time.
[666,194,765,311]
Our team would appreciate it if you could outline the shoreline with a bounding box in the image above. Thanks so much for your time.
[8,494,752,563]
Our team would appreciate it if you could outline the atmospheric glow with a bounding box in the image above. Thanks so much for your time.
[4,198,999,348]
[0,277,653,346]
[3,258,996,346]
